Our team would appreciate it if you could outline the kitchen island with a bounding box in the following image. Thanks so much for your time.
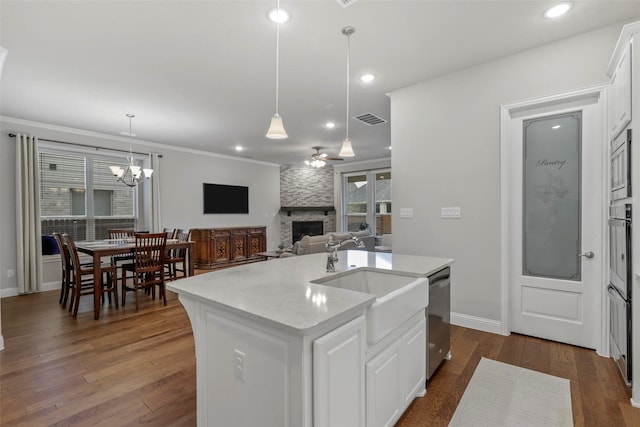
[168,250,453,427]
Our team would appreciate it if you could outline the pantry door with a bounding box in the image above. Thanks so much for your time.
[503,88,605,349]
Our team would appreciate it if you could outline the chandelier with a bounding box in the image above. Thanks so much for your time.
[109,114,153,187]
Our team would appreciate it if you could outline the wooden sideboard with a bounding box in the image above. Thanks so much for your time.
[191,227,266,270]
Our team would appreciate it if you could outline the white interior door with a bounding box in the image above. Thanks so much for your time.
[507,93,604,349]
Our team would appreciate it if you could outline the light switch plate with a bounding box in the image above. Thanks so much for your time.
[399,208,413,218]
[441,207,461,218]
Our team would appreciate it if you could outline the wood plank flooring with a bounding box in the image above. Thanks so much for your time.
[1,289,639,426]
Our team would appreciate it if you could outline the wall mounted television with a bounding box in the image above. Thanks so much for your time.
[203,183,249,214]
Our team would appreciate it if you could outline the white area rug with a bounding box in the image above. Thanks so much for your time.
[449,357,573,427]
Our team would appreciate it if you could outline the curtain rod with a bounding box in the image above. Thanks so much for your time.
[7,133,163,158]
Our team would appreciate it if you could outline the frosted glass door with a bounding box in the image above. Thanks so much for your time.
[523,112,581,281]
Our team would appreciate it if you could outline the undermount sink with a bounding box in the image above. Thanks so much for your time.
[312,270,428,345]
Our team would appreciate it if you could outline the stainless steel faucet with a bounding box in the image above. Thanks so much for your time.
[326,236,365,272]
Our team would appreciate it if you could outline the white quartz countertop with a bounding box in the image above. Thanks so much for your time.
[167,251,453,335]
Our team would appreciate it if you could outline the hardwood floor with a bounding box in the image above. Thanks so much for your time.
[1,289,639,426]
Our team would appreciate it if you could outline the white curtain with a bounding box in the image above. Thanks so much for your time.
[151,152,162,232]
[15,134,42,294]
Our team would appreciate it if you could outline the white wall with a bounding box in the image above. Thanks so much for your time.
[0,118,281,297]
[389,22,626,326]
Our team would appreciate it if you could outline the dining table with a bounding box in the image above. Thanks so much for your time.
[74,238,195,320]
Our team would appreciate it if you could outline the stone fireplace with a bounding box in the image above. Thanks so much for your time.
[279,164,335,246]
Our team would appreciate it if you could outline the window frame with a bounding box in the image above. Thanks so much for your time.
[38,142,150,240]
[341,167,391,236]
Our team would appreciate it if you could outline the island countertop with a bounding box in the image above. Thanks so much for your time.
[167,250,453,336]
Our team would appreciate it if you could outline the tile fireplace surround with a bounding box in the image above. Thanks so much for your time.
[280,164,335,247]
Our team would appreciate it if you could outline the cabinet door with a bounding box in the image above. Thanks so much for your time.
[248,228,266,257]
[314,316,365,427]
[211,231,231,263]
[366,341,402,427]
[192,229,213,268]
[401,316,426,404]
[609,42,632,138]
[232,229,248,261]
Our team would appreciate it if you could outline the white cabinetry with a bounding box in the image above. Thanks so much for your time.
[608,41,632,139]
[365,314,426,427]
[314,316,365,427]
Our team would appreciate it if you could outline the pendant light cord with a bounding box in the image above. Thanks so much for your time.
[127,114,134,156]
[274,0,281,115]
[344,27,353,140]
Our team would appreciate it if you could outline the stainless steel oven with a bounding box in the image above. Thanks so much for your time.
[608,203,632,386]
[611,128,632,201]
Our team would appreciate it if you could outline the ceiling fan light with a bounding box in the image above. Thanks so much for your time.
[339,138,355,157]
[266,114,288,139]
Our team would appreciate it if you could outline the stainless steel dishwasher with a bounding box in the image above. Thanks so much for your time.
[427,266,451,380]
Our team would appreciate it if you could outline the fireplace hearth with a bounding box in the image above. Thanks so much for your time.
[292,221,323,244]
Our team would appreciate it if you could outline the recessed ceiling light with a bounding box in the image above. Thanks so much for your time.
[267,8,290,23]
[325,121,336,129]
[360,74,375,83]
[386,146,392,150]
[235,145,244,152]
[552,125,561,129]
[544,2,573,19]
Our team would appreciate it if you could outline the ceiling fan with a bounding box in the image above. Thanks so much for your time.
[305,146,343,168]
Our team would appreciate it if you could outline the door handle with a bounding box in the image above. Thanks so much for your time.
[578,251,595,259]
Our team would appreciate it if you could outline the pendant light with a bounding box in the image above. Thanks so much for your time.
[339,26,355,157]
[265,0,288,139]
[109,114,153,187]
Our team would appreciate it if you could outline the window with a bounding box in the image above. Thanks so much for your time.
[342,169,391,236]
[38,147,144,241]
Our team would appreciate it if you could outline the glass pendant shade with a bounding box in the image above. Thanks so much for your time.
[266,114,288,139]
[339,138,355,157]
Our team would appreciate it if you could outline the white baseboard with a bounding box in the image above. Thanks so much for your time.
[631,397,640,408]
[450,312,506,336]
[0,281,59,298]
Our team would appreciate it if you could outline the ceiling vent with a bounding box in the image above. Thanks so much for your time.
[353,112,388,126]
[336,0,360,8]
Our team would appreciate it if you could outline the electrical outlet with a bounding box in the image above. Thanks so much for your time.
[234,349,246,382]
[7,269,15,278]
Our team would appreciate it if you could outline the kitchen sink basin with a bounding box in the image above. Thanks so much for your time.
[312,270,428,345]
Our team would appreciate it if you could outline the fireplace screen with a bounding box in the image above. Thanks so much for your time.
[292,221,323,244]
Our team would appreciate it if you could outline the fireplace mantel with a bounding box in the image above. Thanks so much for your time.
[280,206,335,216]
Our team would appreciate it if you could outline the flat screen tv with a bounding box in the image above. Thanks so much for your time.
[203,183,249,214]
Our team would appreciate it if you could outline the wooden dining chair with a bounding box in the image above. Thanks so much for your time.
[108,228,135,286]
[121,233,168,313]
[53,232,72,308]
[53,232,93,309]
[164,229,188,281]
[63,233,119,318]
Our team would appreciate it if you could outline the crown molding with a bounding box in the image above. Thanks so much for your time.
[606,20,640,77]
[0,115,280,168]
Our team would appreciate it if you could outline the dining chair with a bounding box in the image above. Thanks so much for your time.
[52,232,72,307]
[164,229,188,281]
[108,228,135,287]
[53,232,93,309]
[121,233,168,312]
[63,233,119,318]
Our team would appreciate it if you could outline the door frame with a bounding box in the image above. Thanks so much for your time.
[499,85,608,356]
